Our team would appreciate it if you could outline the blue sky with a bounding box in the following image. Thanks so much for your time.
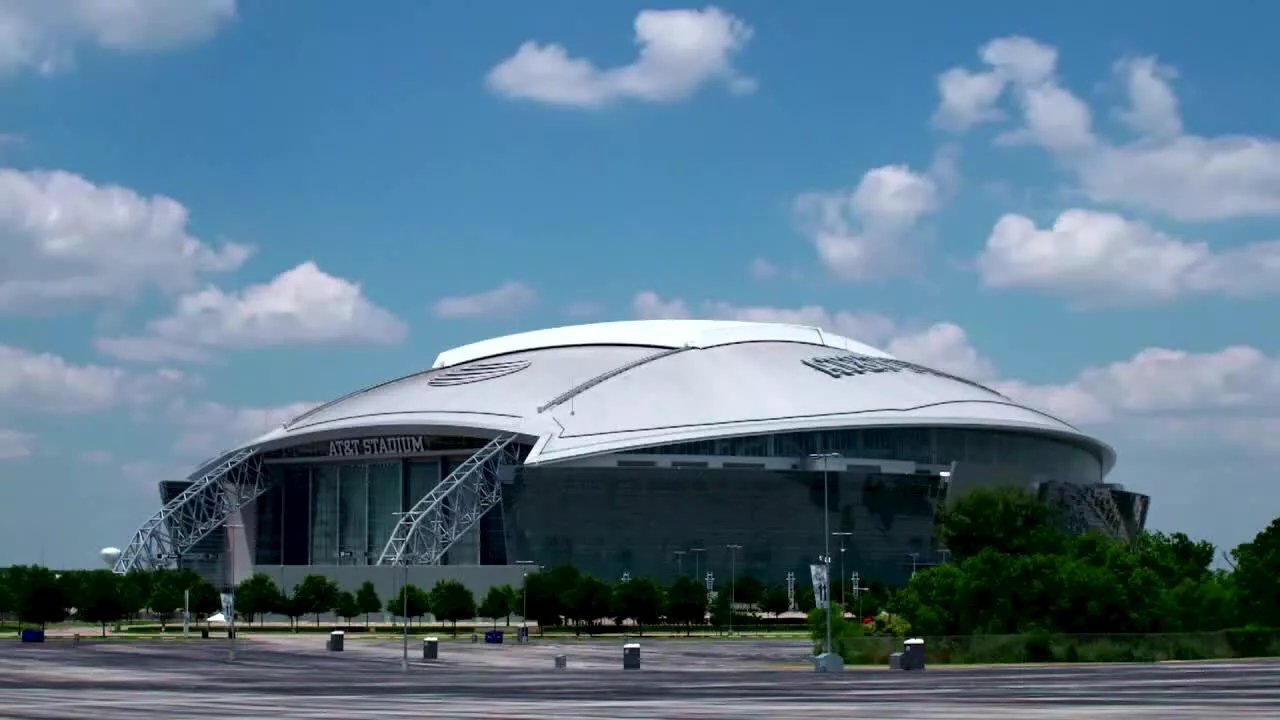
[0,0,1276,568]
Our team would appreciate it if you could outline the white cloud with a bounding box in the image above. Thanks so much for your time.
[95,262,407,361]
[0,168,252,312]
[0,0,236,75]
[486,6,754,108]
[935,36,1280,221]
[0,344,192,413]
[434,281,537,319]
[169,399,319,458]
[978,209,1280,305]
[793,162,943,279]
[995,346,1280,432]
[0,428,34,459]
[748,257,778,280]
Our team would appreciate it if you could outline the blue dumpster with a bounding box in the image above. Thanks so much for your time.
[484,630,504,644]
[20,629,45,643]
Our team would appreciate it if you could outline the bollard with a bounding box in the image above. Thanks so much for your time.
[554,654,567,669]
[902,638,926,671]
[623,642,641,670]
[328,630,345,652]
[814,652,843,673]
[422,637,438,660]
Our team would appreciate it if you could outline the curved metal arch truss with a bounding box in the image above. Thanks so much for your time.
[378,432,521,566]
[113,448,268,574]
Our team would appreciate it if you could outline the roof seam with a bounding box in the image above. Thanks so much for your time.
[537,345,692,414]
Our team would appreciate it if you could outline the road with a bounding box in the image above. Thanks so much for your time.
[0,636,1276,718]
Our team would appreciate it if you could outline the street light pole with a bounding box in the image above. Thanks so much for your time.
[673,550,686,577]
[401,561,409,670]
[391,511,411,670]
[810,452,840,659]
[726,544,741,637]
[833,532,852,610]
[690,548,705,582]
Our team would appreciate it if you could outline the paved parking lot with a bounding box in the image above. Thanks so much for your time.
[1,635,1278,718]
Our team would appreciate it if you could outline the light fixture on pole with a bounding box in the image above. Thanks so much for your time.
[851,571,866,621]
[832,531,852,609]
[691,545,711,579]
[726,544,741,637]
[223,522,244,663]
[516,560,537,636]
[809,451,841,665]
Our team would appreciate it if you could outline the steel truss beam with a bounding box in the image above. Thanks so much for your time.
[1055,482,1129,542]
[113,448,267,574]
[378,433,520,566]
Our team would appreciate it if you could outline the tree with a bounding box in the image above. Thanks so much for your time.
[235,573,284,625]
[478,586,512,629]
[567,576,613,634]
[522,568,569,633]
[279,588,308,629]
[796,585,816,613]
[355,581,381,626]
[429,579,476,635]
[77,570,127,637]
[386,583,429,623]
[733,576,764,606]
[149,573,185,631]
[611,577,664,636]
[294,574,339,625]
[0,569,13,620]
[188,580,221,622]
[665,576,707,633]
[493,584,518,626]
[1232,518,1280,627]
[13,565,68,628]
[334,590,360,623]
[938,486,1065,561]
[759,584,790,618]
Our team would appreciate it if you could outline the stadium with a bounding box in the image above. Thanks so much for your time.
[113,319,1151,594]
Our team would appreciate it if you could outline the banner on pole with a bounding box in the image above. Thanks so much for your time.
[220,592,235,619]
[809,563,830,609]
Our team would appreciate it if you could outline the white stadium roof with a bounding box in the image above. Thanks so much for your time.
[243,319,1113,471]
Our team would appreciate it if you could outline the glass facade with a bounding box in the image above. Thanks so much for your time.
[502,466,944,587]
[232,426,1114,588]
[633,427,1103,486]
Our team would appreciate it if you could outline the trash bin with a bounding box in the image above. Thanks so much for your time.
[200,628,209,639]
[423,637,438,660]
[814,652,843,673]
[19,629,45,643]
[902,638,925,671]
[484,630,504,644]
[471,632,479,643]
[72,633,81,647]
[328,630,345,652]
[517,626,529,644]
[554,654,567,669]
[623,642,641,670]
[888,651,904,670]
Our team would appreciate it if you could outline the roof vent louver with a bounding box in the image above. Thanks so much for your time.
[427,359,531,387]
